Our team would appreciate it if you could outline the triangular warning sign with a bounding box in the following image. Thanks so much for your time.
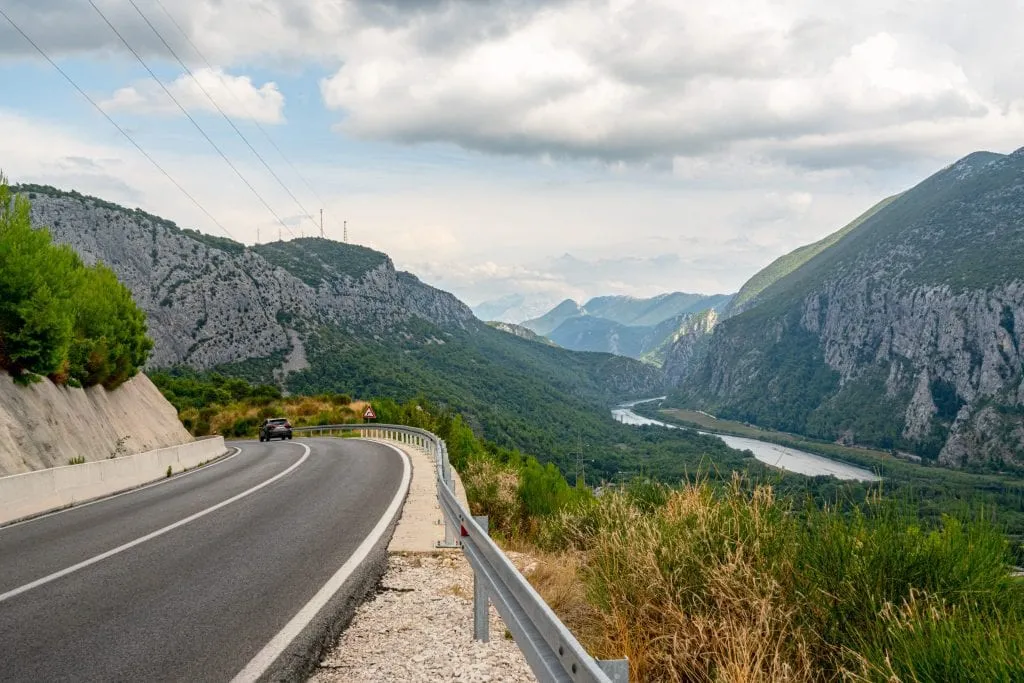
[362,405,377,420]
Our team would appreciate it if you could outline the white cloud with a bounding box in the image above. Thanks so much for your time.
[318,8,1021,167]
[4,1,1022,168]
[101,68,285,123]
[3,1,1024,309]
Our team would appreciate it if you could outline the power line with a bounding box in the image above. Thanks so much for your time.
[0,5,234,241]
[87,0,296,240]
[127,0,319,234]
[149,0,341,235]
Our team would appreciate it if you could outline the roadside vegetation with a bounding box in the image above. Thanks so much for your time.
[641,404,1024,551]
[150,370,369,437]
[0,176,152,388]
[155,373,1024,682]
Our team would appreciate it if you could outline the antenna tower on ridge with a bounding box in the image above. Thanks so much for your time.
[320,209,324,238]
[343,220,348,244]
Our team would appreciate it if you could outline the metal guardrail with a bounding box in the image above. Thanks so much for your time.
[292,423,628,683]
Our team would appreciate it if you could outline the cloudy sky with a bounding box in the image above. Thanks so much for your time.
[1,0,1021,318]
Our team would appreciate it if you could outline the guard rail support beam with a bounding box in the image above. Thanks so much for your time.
[473,515,490,642]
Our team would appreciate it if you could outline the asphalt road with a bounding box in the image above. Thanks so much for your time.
[0,437,407,683]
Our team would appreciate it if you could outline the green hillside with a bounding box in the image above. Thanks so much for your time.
[253,237,389,286]
[727,194,899,315]
[672,148,1024,470]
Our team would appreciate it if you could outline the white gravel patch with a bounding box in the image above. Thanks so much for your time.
[311,552,536,683]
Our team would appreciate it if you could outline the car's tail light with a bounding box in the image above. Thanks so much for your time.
[285,422,291,429]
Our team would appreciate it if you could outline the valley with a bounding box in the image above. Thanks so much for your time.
[6,2,1024,679]
[7,155,1024,683]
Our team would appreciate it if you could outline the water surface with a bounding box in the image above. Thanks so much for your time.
[613,401,879,482]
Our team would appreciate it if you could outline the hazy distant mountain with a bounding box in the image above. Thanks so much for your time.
[584,293,731,327]
[521,299,585,336]
[522,293,732,362]
[472,293,561,324]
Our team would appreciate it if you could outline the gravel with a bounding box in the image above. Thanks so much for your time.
[310,552,536,683]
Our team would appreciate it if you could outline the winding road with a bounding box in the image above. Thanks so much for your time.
[0,437,408,683]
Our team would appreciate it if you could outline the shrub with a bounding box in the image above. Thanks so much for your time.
[0,175,152,387]
[228,417,259,438]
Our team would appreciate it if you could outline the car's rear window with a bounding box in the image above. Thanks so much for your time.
[268,418,288,424]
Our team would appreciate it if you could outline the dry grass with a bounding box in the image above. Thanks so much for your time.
[461,456,527,539]
[508,475,1024,683]
[181,397,370,437]
[519,479,822,682]
[578,487,814,682]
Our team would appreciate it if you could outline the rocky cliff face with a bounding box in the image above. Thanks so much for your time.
[803,278,1023,467]
[663,309,719,386]
[671,149,1024,470]
[25,189,473,371]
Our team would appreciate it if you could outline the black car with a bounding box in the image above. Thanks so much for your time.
[259,417,293,442]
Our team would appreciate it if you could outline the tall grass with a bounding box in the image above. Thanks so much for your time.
[529,476,1023,682]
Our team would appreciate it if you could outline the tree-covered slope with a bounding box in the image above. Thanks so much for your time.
[671,148,1024,471]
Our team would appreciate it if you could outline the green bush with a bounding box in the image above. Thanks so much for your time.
[518,457,586,518]
[0,175,151,387]
[228,417,259,437]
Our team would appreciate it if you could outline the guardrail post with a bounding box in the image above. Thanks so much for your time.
[598,659,630,683]
[473,515,490,642]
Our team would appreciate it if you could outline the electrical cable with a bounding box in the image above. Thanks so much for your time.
[87,0,296,239]
[150,0,343,239]
[0,5,235,240]
[128,0,321,234]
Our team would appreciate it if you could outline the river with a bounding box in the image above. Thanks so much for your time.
[612,399,879,482]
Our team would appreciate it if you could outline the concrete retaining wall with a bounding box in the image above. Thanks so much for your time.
[0,436,227,525]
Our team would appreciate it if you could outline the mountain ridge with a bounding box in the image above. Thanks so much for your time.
[667,148,1024,471]
[18,183,666,470]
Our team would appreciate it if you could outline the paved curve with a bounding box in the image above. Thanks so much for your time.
[0,437,407,682]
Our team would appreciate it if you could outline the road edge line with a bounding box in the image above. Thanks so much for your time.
[0,443,310,604]
[230,440,412,683]
[0,446,241,532]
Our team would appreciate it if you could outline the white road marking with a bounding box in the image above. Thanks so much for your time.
[0,443,311,604]
[0,446,242,533]
[230,440,412,683]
